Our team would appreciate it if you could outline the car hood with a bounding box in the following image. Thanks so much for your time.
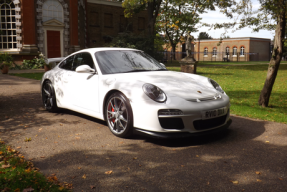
[106,71,219,101]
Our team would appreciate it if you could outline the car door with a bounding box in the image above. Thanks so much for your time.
[57,55,75,106]
[69,52,100,113]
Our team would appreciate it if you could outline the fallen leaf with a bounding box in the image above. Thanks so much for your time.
[40,156,45,158]
[279,178,283,180]
[78,167,81,169]
[16,147,21,149]
[265,141,270,143]
[1,164,10,169]
[196,155,199,157]
[255,171,261,175]
[14,188,20,192]
[90,185,95,189]
[133,157,138,160]
[25,168,32,173]
[82,174,86,179]
[59,186,64,190]
[24,138,31,142]
[231,181,239,184]
[23,188,34,192]
[257,179,262,182]
[105,170,113,175]
[181,165,184,167]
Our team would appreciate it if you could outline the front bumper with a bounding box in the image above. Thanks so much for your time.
[131,94,231,134]
[134,118,232,138]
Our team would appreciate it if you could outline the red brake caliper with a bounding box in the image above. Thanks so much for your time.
[112,107,115,123]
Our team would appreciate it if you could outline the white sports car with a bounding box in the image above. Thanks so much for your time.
[41,48,232,138]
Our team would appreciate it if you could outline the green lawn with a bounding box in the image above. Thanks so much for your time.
[164,60,287,67]
[10,73,44,80]
[8,65,287,124]
[168,65,287,124]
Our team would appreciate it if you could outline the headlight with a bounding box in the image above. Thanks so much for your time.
[143,83,167,103]
[208,78,225,94]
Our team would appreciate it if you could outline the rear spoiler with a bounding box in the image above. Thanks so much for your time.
[45,57,65,68]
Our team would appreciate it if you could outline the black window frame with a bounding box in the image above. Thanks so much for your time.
[59,52,96,72]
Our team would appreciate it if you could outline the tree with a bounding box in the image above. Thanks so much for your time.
[205,0,285,107]
[198,32,212,40]
[122,0,235,56]
[122,0,162,37]
[256,0,286,107]
[157,0,205,57]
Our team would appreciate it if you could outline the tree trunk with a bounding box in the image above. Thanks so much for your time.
[172,45,176,60]
[258,11,286,107]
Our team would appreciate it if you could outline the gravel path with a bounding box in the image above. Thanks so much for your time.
[1,74,286,192]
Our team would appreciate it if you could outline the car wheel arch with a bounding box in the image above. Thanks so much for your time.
[102,90,133,122]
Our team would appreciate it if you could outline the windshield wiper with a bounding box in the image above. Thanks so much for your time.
[124,69,151,73]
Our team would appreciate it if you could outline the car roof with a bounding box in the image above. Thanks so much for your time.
[76,47,140,54]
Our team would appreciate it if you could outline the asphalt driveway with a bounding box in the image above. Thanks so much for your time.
[0,74,286,192]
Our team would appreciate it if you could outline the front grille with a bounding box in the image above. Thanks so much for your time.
[193,112,228,130]
[159,118,184,129]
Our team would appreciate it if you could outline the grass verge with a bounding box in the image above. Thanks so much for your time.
[164,60,287,67]
[168,64,287,124]
[0,140,72,191]
[9,73,44,80]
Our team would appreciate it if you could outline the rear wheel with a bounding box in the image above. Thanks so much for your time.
[42,80,59,112]
[105,92,133,138]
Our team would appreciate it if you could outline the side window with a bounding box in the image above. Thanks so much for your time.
[72,52,95,71]
[60,55,74,70]
[82,53,95,69]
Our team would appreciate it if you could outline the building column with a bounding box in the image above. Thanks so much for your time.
[21,0,38,53]
[69,0,80,53]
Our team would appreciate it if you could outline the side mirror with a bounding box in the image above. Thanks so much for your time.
[76,65,96,73]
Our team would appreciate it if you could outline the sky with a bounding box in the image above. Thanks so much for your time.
[192,0,275,40]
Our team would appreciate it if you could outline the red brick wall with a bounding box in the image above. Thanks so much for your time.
[86,2,148,47]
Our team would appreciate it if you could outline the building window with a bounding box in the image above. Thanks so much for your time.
[90,12,99,26]
[42,0,64,23]
[204,48,208,56]
[138,17,145,30]
[233,46,237,56]
[0,0,17,50]
[104,13,113,28]
[240,46,245,55]
[213,47,217,56]
[226,47,230,55]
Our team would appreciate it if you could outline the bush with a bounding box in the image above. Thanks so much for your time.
[16,53,46,70]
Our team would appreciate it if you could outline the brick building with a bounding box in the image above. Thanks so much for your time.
[164,37,271,61]
[0,0,147,63]
[193,37,271,61]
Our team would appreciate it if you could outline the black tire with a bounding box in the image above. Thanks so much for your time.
[105,92,133,138]
[42,80,59,112]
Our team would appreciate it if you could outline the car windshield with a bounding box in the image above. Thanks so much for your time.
[95,50,167,74]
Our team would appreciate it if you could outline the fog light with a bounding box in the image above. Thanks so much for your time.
[158,109,183,116]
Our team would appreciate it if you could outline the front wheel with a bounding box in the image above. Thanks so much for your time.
[42,80,59,112]
[105,92,133,138]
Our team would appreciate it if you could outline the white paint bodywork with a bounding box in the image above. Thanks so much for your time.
[41,48,230,134]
